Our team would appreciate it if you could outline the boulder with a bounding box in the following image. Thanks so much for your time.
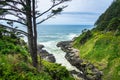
[37,44,44,51]
[44,54,56,63]
[37,44,56,63]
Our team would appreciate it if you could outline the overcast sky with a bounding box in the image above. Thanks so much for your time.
[38,0,113,25]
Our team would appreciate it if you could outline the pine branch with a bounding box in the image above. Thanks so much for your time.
[0,23,28,36]
[5,3,26,14]
[0,18,26,26]
[37,5,67,25]
[37,14,56,25]
[36,0,63,18]
[1,1,23,5]
[7,11,26,21]
[1,8,26,14]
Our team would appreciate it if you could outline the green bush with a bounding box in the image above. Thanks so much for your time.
[14,62,36,73]
[79,30,92,45]
[25,72,52,80]
[95,0,120,31]
[0,39,28,55]
[73,31,120,80]
[107,17,120,31]
[0,26,73,80]
[95,21,109,31]
[0,49,12,54]
[0,60,52,80]
[43,61,74,80]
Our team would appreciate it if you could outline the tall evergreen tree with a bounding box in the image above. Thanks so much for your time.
[0,0,70,69]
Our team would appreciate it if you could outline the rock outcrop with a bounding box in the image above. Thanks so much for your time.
[37,44,56,63]
[57,41,102,80]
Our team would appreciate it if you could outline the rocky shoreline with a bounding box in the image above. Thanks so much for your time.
[37,44,56,63]
[57,41,102,80]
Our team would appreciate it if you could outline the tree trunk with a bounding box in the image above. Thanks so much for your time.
[32,0,38,68]
[26,0,38,68]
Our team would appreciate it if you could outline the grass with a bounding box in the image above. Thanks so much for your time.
[73,31,120,80]
[0,52,74,80]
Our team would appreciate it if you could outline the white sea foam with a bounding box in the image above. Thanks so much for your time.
[67,33,78,40]
[39,33,80,71]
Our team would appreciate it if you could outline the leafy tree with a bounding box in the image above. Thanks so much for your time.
[79,30,92,45]
[107,17,120,31]
[95,0,120,31]
[0,0,70,69]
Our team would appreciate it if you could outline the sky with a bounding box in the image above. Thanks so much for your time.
[38,0,113,25]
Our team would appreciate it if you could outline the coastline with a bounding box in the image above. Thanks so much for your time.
[57,40,102,80]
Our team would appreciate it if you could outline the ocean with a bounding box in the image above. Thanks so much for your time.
[37,25,93,70]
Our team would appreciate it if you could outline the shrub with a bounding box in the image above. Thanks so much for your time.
[1,49,9,54]
[43,61,74,80]
[79,30,92,45]
[95,21,109,31]
[107,17,120,31]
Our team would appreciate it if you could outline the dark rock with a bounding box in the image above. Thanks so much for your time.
[57,41,103,80]
[70,70,85,80]
[70,70,79,74]
[57,41,72,47]
[39,50,49,55]
[37,44,56,63]
[37,44,44,50]
[44,54,56,63]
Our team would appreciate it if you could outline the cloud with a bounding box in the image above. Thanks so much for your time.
[40,12,100,25]
[38,0,113,25]
[63,0,113,12]
[1,0,113,25]
[61,12,101,15]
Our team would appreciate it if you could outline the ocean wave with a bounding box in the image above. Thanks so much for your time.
[37,25,93,70]
[39,40,79,71]
[67,33,79,40]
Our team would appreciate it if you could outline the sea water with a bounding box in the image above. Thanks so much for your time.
[37,25,93,71]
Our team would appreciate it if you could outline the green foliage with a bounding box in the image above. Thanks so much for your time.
[0,40,27,55]
[73,0,120,80]
[0,27,28,56]
[0,26,74,80]
[73,31,120,80]
[0,9,7,15]
[25,72,52,80]
[0,55,52,80]
[107,17,120,31]
[0,55,73,80]
[52,8,63,14]
[43,60,74,80]
[73,29,92,48]
[95,21,109,31]
[0,30,53,80]
[95,0,120,31]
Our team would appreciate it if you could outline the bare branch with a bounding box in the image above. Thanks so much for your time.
[37,14,55,25]
[5,3,26,14]
[0,18,26,26]
[7,11,26,21]
[1,1,24,5]
[36,0,64,18]
[37,5,68,25]
[1,8,26,16]
[0,23,28,36]
[20,0,26,7]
